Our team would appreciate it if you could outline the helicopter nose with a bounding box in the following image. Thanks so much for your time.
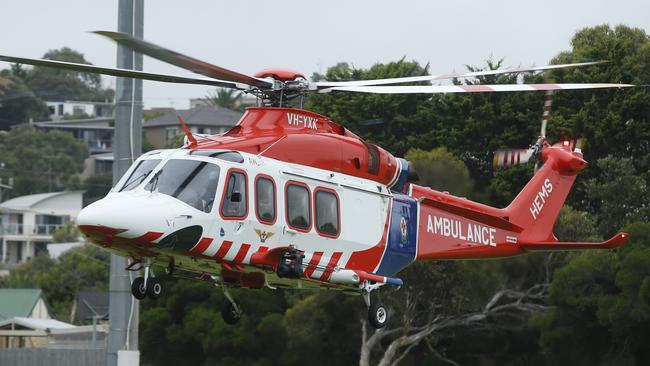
[77,193,180,247]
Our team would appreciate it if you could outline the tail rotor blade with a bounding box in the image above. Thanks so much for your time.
[493,148,534,169]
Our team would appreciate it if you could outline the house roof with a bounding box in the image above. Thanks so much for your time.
[144,105,243,128]
[0,317,75,331]
[0,289,43,320]
[0,191,83,211]
[32,117,114,130]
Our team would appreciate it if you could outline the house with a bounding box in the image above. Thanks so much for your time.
[143,105,243,148]
[0,317,108,349]
[32,117,114,155]
[32,118,115,178]
[0,191,83,275]
[0,289,51,321]
[0,289,107,349]
[45,100,114,121]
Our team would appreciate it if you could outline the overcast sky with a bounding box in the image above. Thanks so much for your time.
[0,0,648,109]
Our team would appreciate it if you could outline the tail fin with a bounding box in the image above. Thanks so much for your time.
[503,144,588,243]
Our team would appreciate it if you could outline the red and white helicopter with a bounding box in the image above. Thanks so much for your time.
[0,31,632,328]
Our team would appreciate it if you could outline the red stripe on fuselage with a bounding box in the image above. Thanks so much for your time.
[213,240,233,260]
[190,237,213,255]
[304,251,323,278]
[320,252,343,281]
[233,244,251,263]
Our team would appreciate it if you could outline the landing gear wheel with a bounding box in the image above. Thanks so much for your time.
[221,300,242,325]
[146,277,163,300]
[368,300,389,329]
[131,277,147,300]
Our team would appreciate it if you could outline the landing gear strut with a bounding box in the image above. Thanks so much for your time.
[361,281,390,329]
[130,259,163,300]
[220,287,242,325]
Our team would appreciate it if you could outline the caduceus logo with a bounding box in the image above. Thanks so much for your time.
[255,229,274,243]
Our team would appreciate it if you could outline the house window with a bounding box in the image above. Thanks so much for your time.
[165,127,179,144]
[220,170,248,219]
[286,182,310,231]
[255,176,276,224]
[73,106,85,116]
[315,189,340,237]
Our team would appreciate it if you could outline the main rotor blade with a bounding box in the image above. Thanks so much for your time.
[314,61,607,88]
[94,31,272,89]
[0,54,247,89]
[323,83,633,94]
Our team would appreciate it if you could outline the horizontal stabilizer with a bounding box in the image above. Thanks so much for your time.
[519,232,628,251]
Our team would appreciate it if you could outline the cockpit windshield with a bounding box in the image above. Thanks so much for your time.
[144,159,220,213]
[118,159,162,192]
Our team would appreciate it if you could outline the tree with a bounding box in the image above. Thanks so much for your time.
[405,147,474,197]
[52,220,82,243]
[584,156,649,237]
[205,88,242,110]
[24,47,114,102]
[140,279,290,366]
[1,245,109,319]
[307,59,432,157]
[553,205,602,242]
[0,124,88,196]
[0,70,49,128]
[537,222,650,365]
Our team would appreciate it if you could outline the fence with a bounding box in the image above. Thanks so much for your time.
[0,348,105,366]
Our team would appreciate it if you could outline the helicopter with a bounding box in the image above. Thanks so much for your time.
[0,31,632,328]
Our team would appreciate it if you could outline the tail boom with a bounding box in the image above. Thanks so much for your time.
[410,145,628,261]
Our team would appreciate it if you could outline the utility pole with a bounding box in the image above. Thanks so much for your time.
[107,1,143,366]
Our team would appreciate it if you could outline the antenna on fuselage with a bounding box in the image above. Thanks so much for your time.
[177,115,198,148]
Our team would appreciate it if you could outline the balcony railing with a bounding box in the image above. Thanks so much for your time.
[0,224,64,236]
[86,138,113,152]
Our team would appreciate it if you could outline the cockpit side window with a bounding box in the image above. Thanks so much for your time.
[144,159,220,213]
[118,159,162,192]
[220,170,248,219]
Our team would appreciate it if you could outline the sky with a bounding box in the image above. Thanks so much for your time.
[0,0,648,109]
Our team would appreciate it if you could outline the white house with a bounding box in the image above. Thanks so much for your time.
[0,191,83,275]
[45,100,114,121]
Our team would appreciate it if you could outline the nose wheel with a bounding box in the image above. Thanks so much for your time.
[131,277,147,300]
[130,259,164,300]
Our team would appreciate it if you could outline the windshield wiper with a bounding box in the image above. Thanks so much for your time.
[148,170,163,192]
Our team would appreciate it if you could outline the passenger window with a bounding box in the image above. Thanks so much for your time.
[221,171,247,218]
[315,190,339,236]
[255,177,276,224]
[286,184,310,230]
